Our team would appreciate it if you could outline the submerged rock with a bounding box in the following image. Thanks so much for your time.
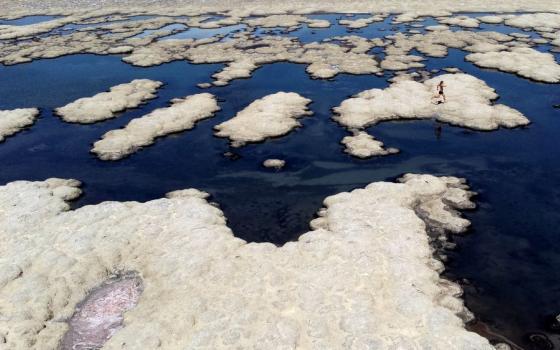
[0,174,494,349]
[333,73,530,131]
[92,93,220,160]
[55,79,163,124]
[214,92,312,146]
[0,108,39,142]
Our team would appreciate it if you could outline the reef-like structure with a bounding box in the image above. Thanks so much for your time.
[0,108,39,142]
[333,73,530,131]
[263,158,286,169]
[0,175,494,349]
[92,93,220,160]
[341,131,399,158]
[466,48,560,83]
[55,79,163,123]
[214,92,312,146]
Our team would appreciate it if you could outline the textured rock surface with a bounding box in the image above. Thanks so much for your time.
[341,131,399,158]
[477,15,504,24]
[0,174,494,349]
[214,92,312,146]
[466,47,560,83]
[339,15,385,29]
[504,13,560,30]
[263,158,286,169]
[333,73,530,130]
[60,275,143,350]
[55,79,163,123]
[0,108,39,142]
[0,9,538,85]
[92,93,219,160]
[439,15,480,28]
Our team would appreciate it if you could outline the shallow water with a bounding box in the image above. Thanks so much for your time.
[0,15,61,26]
[161,23,246,40]
[1,13,560,349]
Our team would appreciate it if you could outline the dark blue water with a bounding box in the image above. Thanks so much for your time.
[1,14,560,349]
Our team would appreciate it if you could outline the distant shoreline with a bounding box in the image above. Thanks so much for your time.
[2,0,560,16]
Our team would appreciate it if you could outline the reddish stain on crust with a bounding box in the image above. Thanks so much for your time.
[61,275,143,350]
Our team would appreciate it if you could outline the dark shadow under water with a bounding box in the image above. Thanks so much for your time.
[1,20,560,349]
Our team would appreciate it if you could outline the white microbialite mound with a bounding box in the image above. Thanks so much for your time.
[333,73,530,131]
[55,79,163,123]
[439,15,480,28]
[338,14,386,29]
[466,47,560,83]
[214,92,312,146]
[0,108,39,142]
[0,174,496,349]
[92,93,220,160]
[341,131,399,158]
[263,158,286,169]
[504,12,560,31]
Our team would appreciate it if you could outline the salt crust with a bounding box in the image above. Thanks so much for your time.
[214,92,312,146]
[0,108,40,142]
[341,130,399,158]
[466,47,560,83]
[333,73,530,131]
[55,79,162,123]
[0,174,495,349]
[92,93,220,160]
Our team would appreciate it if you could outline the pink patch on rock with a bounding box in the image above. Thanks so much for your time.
[61,275,143,350]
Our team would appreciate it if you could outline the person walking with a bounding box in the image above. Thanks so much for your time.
[436,80,446,103]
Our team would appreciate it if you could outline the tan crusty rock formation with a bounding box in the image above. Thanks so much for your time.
[215,92,312,146]
[466,47,560,83]
[92,93,220,160]
[263,158,286,169]
[333,73,530,131]
[341,131,399,158]
[55,79,163,123]
[0,174,495,349]
[0,108,40,142]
